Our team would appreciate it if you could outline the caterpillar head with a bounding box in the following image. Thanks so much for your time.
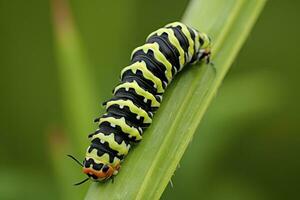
[83,158,121,182]
[199,32,212,64]
[67,154,121,185]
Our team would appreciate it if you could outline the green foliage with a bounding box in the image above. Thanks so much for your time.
[2,0,300,199]
[84,0,266,199]
[3,0,300,199]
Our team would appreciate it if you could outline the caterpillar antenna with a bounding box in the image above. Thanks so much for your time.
[74,178,89,186]
[67,154,83,167]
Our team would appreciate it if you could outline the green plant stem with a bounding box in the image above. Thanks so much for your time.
[51,0,95,199]
[85,0,266,199]
[52,0,96,151]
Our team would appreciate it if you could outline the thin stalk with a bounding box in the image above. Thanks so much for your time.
[85,0,266,199]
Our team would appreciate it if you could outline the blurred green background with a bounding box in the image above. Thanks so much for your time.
[0,0,299,199]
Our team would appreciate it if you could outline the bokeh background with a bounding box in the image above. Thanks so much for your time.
[0,0,299,199]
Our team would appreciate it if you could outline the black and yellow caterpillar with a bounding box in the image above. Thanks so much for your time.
[74,22,211,183]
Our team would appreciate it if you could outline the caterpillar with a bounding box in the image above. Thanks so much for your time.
[69,22,212,185]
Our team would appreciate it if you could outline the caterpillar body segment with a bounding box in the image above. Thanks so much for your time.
[121,61,165,94]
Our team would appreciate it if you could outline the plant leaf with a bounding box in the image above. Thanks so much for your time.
[85,0,266,199]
